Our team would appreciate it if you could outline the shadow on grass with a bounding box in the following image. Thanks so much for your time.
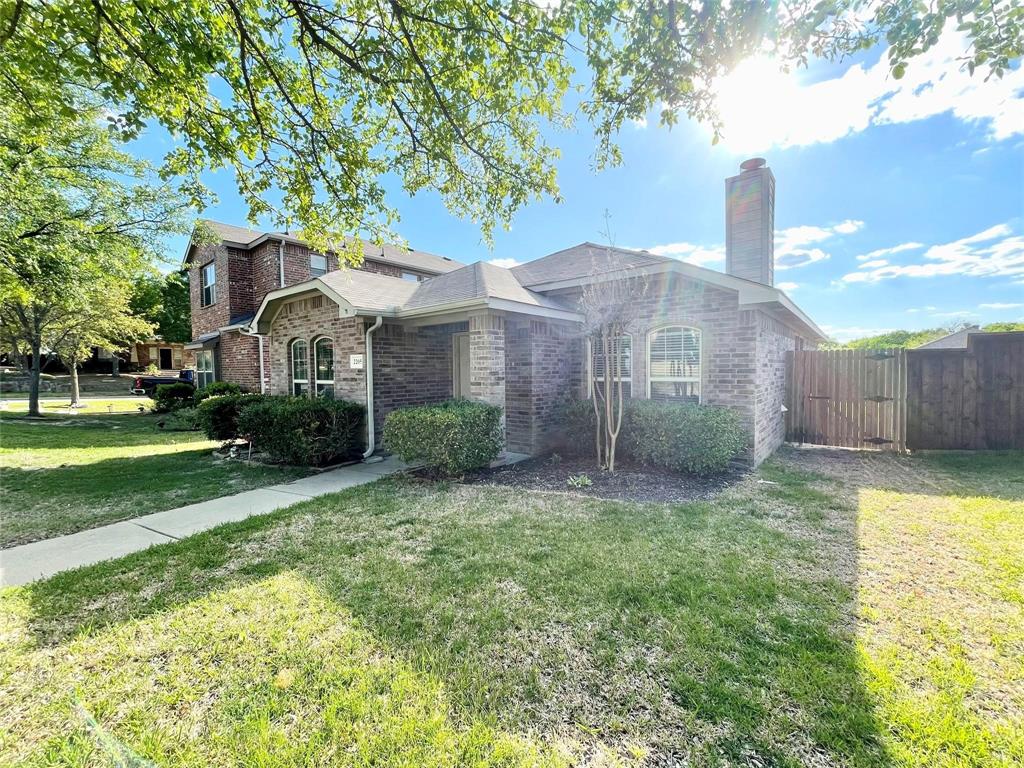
[0,412,193,450]
[6,471,895,765]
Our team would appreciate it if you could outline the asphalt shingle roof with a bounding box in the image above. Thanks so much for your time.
[198,219,464,275]
[511,242,671,287]
[318,269,421,313]
[404,262,574,311]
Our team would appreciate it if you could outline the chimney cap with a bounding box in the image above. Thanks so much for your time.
[740,157,767,171]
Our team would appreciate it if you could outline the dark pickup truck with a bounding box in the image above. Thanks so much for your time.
[130,369,196,397]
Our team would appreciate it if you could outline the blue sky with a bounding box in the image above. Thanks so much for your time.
[143,24,1024,342]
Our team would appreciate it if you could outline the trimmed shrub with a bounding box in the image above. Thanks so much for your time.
[195,381,242,403]
[556,398,599,456]
[623,400,747,475]
[162,406,202,432]
[152,382,195,412]
[237,396,365,466]
[196,394,267,441]
[384,400,503,476]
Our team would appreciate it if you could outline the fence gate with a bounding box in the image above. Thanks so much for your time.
[786,348,907,451]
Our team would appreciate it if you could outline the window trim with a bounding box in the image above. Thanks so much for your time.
[645,324,702,404]
[587,332,633,398]
[200,261,217,307]
[310,253,328,278]
[290,338,309,396]
[313,336,334,397]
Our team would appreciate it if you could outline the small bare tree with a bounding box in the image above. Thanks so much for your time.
[578,215,648,472]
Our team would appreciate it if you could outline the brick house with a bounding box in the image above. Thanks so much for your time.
[188,159,826,464]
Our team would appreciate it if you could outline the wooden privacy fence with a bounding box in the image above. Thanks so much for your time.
[786,332,1024,452]
[905,332,1024,450]
[786,348,907,451]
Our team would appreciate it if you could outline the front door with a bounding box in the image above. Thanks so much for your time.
[159,348,173,370]
[453,334,471,398]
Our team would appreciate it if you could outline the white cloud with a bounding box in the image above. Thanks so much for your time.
[711,22,1024,152]
[488,257,521,269]
[646,242,725,266]
[821,324,894,342]
[931,309,980,318]
[859,259,889,268]
[645,218,862,272]
[905,306,938,314]
[841,223,1024,283]
[775,219,863,270]
[980,302,1024,309]
[776,281,799,292]
[855,242,925,261]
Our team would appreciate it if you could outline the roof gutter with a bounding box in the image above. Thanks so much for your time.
[362,316,383,460]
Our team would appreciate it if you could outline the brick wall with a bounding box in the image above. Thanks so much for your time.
[371,322,460,433]
[752,312,798,463]
[267,298,366,401]
[505,318,581,453]
[217,330,264,392]
[189,244,232,337]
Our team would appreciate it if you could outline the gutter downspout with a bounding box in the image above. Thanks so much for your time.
[362,315,383,460]
[278,238,286,287]
[240,327,266,394]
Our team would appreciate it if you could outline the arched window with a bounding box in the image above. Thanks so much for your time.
[589,332,632,399]
[647,326,701,403]
[314,337,334,398]
[291,339,309,396]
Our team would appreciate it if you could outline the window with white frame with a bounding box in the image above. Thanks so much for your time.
[310,253,328,278]
[196,349,215,388]
[314,337,334,398]
[200,261,216,306]
[291,339,309,396]
[401,271,422,282]
[647,326,701,403]
[589,333,632,399]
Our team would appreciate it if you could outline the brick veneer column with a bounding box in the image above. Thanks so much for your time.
[469,312,506,427]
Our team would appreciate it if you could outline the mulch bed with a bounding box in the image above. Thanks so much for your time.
[462,454,747,504]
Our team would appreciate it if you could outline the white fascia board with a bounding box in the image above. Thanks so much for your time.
[388,297,583,322]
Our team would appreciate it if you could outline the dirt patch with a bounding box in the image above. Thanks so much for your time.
[460,454,746,504]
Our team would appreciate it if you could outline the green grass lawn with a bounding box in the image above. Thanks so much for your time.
[1,450,1021,766]
[0,410,308,548]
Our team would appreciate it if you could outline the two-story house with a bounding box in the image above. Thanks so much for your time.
[183,222,464,392]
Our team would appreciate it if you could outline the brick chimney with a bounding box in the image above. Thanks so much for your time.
[725,158,775,286]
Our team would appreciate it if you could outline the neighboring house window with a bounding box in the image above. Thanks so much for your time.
[314,337,334,398]
[647,325,701,403]
[310,254,327,278]
[200,261,216,306]
[401,271,421,282]
[196,350,215,388]
[589,333,632,399]
[291,339,309,396]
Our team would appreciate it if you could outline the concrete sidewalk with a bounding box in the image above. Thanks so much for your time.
[0,456,409,588]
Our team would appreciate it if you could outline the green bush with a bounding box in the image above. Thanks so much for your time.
[195,381,242,403]
[556,398,600,456]
[162,406,202,432]
[197,394,266,441]
[237,396,365,466]
[152,382,195,412]
[384,400,503,476]
[623,400,747,475]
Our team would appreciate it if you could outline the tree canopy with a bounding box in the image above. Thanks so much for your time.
[835,322,1024,349]
[2,1,1018,247]
[131,271,193,344]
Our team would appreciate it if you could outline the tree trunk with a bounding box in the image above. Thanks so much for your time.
[28,340,41,417]
[111,351,120,378]
[69,357,81,406]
